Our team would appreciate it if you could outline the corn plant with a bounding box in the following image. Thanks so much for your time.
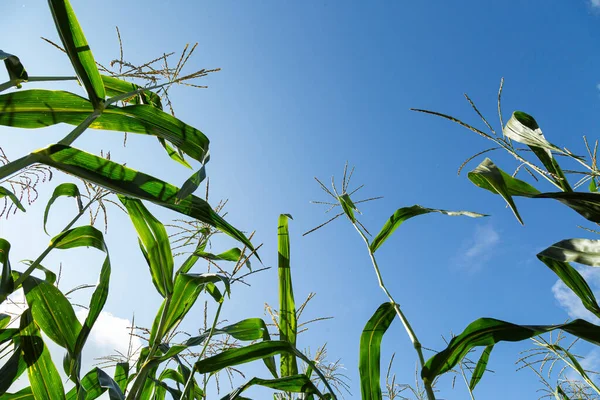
[0,1,338,399]
[408,79,600,398]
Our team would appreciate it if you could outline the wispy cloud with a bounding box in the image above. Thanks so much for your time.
[455,224,500,272]
[592,0,600,8]
[552,267,600,324]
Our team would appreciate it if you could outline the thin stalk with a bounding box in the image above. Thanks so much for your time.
[554,349,600,395]
[350,221,436,400]
[181,300,224,398]
[0,76,78,93]
[58,110,102,146]
[458,362,475,400]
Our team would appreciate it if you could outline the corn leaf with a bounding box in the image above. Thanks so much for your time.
[0,239,14,300]
[101,75,162,110]
[176,165,207,203]
[338,194,357,222]
[119,197,173,297]
[0,50,28,86]
[278,214,297,377]
[359,302,395,400]
[222,375,321,400]
[47,0,105,107]
[532,192,600,224]
[370,205,485,253]
[0,386,34,400]
[0,187,25,213]
[19,310,65,400]
[0,345,27,394]
[0,313,10,329]
[195,341,295,374]
[539,238,600,267]
[43,183,82,235]
[114,363,129,394]
[0,90,209,163]
[0,144,253,251]
[421,318,600,384]
[469,345,493,391]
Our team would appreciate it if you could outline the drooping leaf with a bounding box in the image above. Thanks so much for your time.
[503,112,562,153]
[532,192,600,224]
[43,183,82,234]
[114,363,129,394]
[421,318,600,384]
[0,50,28,87]
[185,318,272,346]
[0,239,14,300]
[277,214,297,377]
[157,138,192,169]
[0,90,208,163]
[539,238,600,267]
[19,310,66,400]
[195,341,295,374]
[176,164,207,203]
[4,144,253,251]
[469,345,493,391]
[338,194,357,223]
[47,0,105,107]
[370,205,486,252]
[359,302,395,400]
[80,368,125,400]
[119,197,173,297]
[0,187,25,213]
[149,273,229,344]
[468,158,540,224]
[221,375,321,400]
[0,344,27,394]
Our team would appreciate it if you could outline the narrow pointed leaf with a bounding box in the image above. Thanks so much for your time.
[278,214,297,377]
[371,205,486,252]
[0,345,27,394]
[503,112,562,153]
[422,318,600,384]
[0,313,10,329]
[338,194,357,222]
[19,310,65,400]
[0,239,14,299]
[0,50,28,85]
[0,90,208,163]
[1,387,35,399]
[185,318,272,346]
[157,138,192,169]
[359,302,395,400]
[469,345,493,391]
[114,363,129,394]
[78,368,124,400]
[0,187,25,213]
[221,375,321,400]
[532,192,600,224]
[47,0,105,107]
[43,183,82,234]
[119,197,173,297]
[101,75,162,110]
[195,341,295,374]
[176,165,207,202]
[194,248,242,263]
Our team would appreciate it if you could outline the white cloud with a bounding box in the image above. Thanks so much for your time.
[552,267,600,324]
[76,310,142,359]
[0,289,27,328]
[455,224,500,272]
[592,0,600,8]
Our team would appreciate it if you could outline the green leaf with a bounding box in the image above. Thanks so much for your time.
[590,178,598,193]
[101,75,162,110]
[194,248,242,263]
[532,192,600,224]
[0,328,19,345]
[503,112,561,153]
[0,90,208,163]
[47,0,105,107]
[19,310,66,400]
[119,197,173,297]
[16,144,253,251]
[0,186,26,213]
[221,375,321,400]
[195,341,295,374]
[0,239,14,300]
[79,368,125,400]
[359,302,395,400]
[150,273,229,344]
[469,345,493,391]
[278,214,297,377]
[157,138,192,169]
[176,164,207,203]
[338,194,357,222]
[0,50,28,86]
[0,344,27,394]
[468,158,540,224]
[185,318,272,346]
[51,226,111,363]
[370,205,486,253]
[421,318,600,384]
[0,386,34,400]
[22,275,81,354]
[538,238,600,267]
[43,183,82,234]
[114,363,129,394]
[0,313,10,329]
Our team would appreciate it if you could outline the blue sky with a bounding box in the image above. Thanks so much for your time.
[2,0,600,398]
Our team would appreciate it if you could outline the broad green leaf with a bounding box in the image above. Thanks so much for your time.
[158,138,192,169]
[101,75,162,109]
[0,187,25,213]
[0,239,14,300]
[22,275,81,354]
[537,253,600,319]
[532,192,600,223]
[43,183,82,234]
[222,375,321,400]
[359,302,395,400]
[80,368,124,400]
[503,112,561,153]
[0,345,27,394]
[338,194,357,222]
[114,363,129,394]
[194,248,242,263]
[176,165,207,202]
[0,90,208,163]
[0,50,28,87]
[47,0,105,107]
[1,386,34,400]
[0,313,10,329]
[278,214,297,377]
[468,158,540,224]
[11,144,253,251]
[370,205,486,253]
[469,345,493,391]
[19,310,66,400]
[185,318,272,346]
[195,341,295,374]
[51,226,111,363]
[421,318,600,384]
[119,197,173,297]
[150,273,229,344]
[0,328,19,345]
[539,238,600,267]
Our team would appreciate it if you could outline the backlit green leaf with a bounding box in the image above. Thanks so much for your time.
[43,183,82,235]
[1,386,34,399]
[469,345,493,391]
[222,375,321,400]
[278,214,297,377]
[0,50,28,86]
[0,186,25,213]
[0,239,14,300]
